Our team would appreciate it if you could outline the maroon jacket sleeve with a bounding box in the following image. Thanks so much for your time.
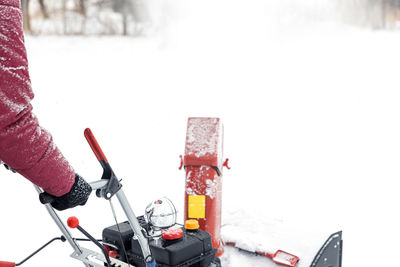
[0,0,75,196]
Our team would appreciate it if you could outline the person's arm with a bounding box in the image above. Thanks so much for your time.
[0,0,90,210]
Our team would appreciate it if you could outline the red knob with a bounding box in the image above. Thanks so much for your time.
[67,216,79,229]
[162,228,184,240]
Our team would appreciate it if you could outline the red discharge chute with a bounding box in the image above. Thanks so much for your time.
[183,117,224,257]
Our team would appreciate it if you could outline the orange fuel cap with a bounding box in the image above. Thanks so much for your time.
[185,219,199,230]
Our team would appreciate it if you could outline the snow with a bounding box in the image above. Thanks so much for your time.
[205,177,217,199]
[1,0,400,267]
[273,251,297,266]
[220,209,328,267]
[185,166,218,198]
[185,118,220,158]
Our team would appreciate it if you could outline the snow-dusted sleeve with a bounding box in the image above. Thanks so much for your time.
[0,0,75,196]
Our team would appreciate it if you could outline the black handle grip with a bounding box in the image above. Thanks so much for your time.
[39,193,56,205]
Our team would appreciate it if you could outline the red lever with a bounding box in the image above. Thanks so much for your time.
[223,158,231,169]
[84,128,108,163]
[0,262,15,267]
[67,216,80,229]
[179,155,183,170]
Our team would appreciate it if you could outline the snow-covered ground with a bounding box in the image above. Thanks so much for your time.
[1,0,400,266]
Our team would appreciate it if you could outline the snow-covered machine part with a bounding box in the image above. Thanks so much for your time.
[310,232,342,267]
[225,242,299,267]
[0,121,343,267]
[183,117,224,256]
[272,250,300,267]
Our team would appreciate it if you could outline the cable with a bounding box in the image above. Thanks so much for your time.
[109,198,133,267]
[73,238,119,250]
[74,225,113,267]
[74,238,101,242]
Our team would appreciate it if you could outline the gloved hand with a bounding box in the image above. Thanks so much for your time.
[39,174,92,211]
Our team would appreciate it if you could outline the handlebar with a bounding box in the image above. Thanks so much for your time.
[84,128,108,164]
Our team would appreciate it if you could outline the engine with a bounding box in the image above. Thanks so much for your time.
[102,216,221,267]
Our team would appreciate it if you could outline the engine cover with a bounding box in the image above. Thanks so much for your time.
[102,216,218,267]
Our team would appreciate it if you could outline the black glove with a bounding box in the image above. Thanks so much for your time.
[39,174,92,211]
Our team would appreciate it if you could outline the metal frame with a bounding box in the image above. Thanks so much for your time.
[35,179,154,267]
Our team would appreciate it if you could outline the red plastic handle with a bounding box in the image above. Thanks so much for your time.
[0,261,15,267]
[84,128,108,163]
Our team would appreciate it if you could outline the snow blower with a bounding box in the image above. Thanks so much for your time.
[0,118,342,267]
[180,118,343,267]
[1,127,221,267]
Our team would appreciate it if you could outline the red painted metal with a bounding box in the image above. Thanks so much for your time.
[108,250,119,258]
[225,242,299,267]
[104,246,119,258]
[183,118,224,257]
[269,250,299,267]
[223,158,231,169]
[179,155,184,170]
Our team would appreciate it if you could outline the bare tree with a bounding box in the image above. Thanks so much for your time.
[62,0,67,34]
[19,0,151,35]
[78,0,87,16]
[38,0,49,18]
[21,0,31,33]
[113,0,130,35]
[381,0,387,28]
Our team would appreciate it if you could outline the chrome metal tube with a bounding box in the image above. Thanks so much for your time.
[89,180,108,191]
[34,186,91,267]
[116,189,153,262]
